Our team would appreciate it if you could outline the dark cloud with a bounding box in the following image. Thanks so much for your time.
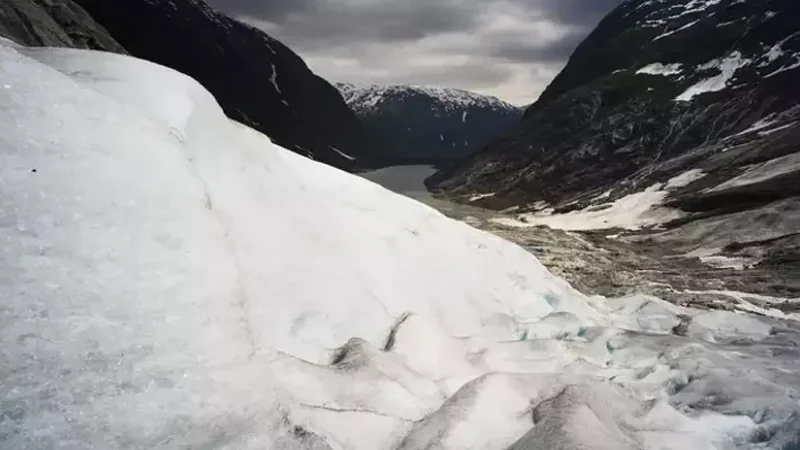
[205,0,622,103]
[533,0,625,27]
[485,28,589,63]
[237,1,491,44]
[205,0,313,20]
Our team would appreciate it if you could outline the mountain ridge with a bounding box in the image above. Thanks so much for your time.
[337,81,523,165]
[429,0,800,209]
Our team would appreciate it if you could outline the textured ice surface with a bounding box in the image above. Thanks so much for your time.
[3,43,800,450]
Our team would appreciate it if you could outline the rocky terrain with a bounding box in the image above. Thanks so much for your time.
[0,0,123,52]
[430,0,800,205]
[337,82,522,166]
[428,0,800,288]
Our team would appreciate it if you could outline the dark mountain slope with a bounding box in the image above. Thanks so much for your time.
[73,0,379,170]
[0,0,123,52]
[428,0,800,210]
[337,82,523,166]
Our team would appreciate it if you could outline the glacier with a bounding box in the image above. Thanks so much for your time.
[2,40,800,450]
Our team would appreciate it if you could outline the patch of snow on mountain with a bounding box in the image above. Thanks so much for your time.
[764,43,785,65]
[493,169,707,231]
[675,51,750,102]
[329,146,356,161]
[492,183,680,231]
[631,0,722,23]
[653,19,700,41]
[664,168,706,189]
[268,62,281,94]
[711,151,800,192]
[636,62,683,76]
[468,193,495,202]
[759,121,798,136]
[699,255,759,271]
[591,190,612,202]
[766,58,800,78]
[3,42,800,450]
[724,115,782,140]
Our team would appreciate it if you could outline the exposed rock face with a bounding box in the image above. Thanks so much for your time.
[0,0,124,52]
[337,82,523,166]
[73,0,379,171]
[429,0,800,212]
[427,0,800,284]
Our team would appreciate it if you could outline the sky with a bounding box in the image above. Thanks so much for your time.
[206,0,622,105]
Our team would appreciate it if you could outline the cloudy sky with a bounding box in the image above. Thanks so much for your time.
[206,0,622,105]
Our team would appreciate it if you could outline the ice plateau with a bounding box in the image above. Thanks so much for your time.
[2,41,800,450]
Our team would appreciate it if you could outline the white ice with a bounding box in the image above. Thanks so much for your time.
[699,255,759,271]
[675,52,750,102]
[664,168,706,189]
[637,62,683,75]
[492,170,705,232]
[329,145,357,161]
[491,184,680,231]
[3,43,800,450]
[468,192,495,202]
[725,115,780,139]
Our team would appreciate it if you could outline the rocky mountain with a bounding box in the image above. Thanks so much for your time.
[337,82,523,166]
[67,0,379,171]
[431,0,800,205]
[428,0,800,272]
[0,0,123,52]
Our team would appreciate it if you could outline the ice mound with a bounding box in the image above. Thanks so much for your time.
[2,41,800,449]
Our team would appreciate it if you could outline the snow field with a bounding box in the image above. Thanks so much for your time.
[2,42,800,449]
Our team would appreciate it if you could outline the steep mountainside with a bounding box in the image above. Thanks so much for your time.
[338,82,523,166]
[72,0,379,170]
[0,0,123,52]
[429,0,800,210]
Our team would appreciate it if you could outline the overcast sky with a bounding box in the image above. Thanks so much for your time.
[206,0,622,105]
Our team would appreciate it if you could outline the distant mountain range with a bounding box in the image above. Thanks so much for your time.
[337,82,523,166]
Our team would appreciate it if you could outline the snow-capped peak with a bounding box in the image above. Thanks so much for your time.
[336,81,521,116]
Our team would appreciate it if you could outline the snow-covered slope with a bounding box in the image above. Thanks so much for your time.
[337,82,522,165]
[3,41,800,449]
